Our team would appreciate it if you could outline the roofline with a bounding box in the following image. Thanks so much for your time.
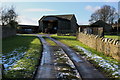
[43,14,74,16]
[39,14,75,21]
[40,15,70,21]
[18,24,38,27]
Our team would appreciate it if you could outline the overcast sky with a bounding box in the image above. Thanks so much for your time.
[1,1,119,25]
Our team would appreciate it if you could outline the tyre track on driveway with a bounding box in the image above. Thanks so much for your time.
[35,35,56,79]
[35,35,82,80]
[47,36,106,80]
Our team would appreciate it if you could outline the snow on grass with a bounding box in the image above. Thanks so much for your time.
[0,53,2,64]
[75,45,120,78]
[2,36,42,78]
[54,48,80,79]
[2,46,27,70]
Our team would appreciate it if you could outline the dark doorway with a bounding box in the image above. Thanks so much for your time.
[43,20,58,34]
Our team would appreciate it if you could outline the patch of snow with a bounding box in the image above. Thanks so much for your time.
[4,64,9,68]
[2,47,27,70]
[75,45,120,77]
[12,67,25,70]
[54,48,80,79]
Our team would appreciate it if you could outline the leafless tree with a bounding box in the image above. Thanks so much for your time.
[89,5,118,24]
[89,10,100,24]
[0,5,18,27]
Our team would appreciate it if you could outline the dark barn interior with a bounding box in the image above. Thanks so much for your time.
[43,20,58,34]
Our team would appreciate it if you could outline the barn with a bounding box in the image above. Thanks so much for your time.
[38,14,78,35]
[79,25,104,36]
[90,20,112,33]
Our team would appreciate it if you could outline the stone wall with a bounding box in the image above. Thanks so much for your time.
[2,26,16,38]
[77,32,120,61]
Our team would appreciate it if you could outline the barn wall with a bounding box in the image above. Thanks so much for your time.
[70,15,77,33]
[38,20,41,32]
[39,21,43,32]
[57,20,74,35]
[77,32,120,61]
[104,25,112,33]
[58,20,70,30]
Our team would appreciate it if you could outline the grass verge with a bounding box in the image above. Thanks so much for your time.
[43,36,57,46]
[105,35,120,40]
[51,34,120,78]
[2,35,42,79]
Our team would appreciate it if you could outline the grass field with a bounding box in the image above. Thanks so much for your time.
[43,36,57,46]
[2,35,42,78]
[51,34,120,78]
[105,35,120,40]
[3,35,36,54]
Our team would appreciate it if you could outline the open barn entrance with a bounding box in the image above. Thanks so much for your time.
[43,20,58,34]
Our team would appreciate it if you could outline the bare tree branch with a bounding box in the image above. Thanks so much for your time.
[0,5,18,27]
[89,5,118,24]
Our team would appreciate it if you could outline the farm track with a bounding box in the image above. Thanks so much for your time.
[47,36,105,79]
[35,34,105,80]
[35,35,56,79]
